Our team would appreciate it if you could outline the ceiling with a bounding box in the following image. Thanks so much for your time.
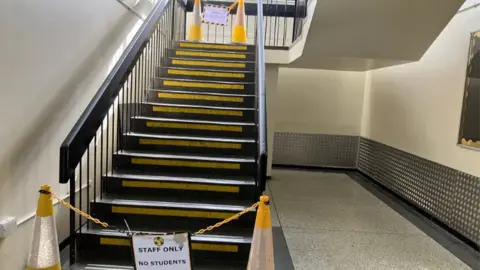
[291,0,466,71]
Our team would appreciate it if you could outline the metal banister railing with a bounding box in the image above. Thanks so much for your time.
[58,0,186,264]
[59,0,178,185]
[256,0,268,193]
[185,0,307,46]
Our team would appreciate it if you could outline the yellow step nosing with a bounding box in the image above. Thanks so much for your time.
[131,157,241,170]
[145,121,243,132]
[163,80,245,90]
[112,205,235,219]
[138,138,242,149]
[179,42,248,51]
[171,59,246,68]
[175,50,247,59]
[167,69,246,78]
[191,243,239,252]
[99,237,240,252]
[158,92,244,103]
[122,180,240,193]
[152,106,244,116]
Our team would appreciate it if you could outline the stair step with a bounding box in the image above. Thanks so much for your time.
[165,57,255,70]
[104,171,256,200]
[176,41,255,52]
[141,102,255,122]
[123,132,257,156]
[132,116,257,138]
[153,77,255,94]
[70,261,246,270]
[77,227,252,265]
[91,196,256,231]
[157,67,254,82]
[147,89,256,108]
[113,150,257,177]
[167,48,255,61]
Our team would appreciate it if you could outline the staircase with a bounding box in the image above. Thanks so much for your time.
[73,41,260,269]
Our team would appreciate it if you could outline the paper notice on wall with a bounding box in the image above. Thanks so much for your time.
[203,5,229,25]
[132,233,192,270]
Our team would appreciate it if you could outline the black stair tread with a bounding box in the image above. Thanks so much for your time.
[156,77,255,85]
[144,102,255,111]
[106,171,256,186]
[168,56,255,64]
[125,132,256,143]
[80,226,252,243]
[172,48,255,55]
[149,89,255,97]
[95,197,251,212]
[133,116,256,126]
[162,66,254,73]
[116,150,256,163]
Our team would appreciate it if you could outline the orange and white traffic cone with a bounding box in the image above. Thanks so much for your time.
[231,0,247,43]
[26,185,61,270]
[247,195,274,270]
[187,0,203,41]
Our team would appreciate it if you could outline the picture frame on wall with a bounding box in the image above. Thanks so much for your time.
[458,30,480,149]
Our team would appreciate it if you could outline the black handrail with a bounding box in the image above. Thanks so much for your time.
[256,0,268,193]
[58,0,186,264]
[59,0,171,184]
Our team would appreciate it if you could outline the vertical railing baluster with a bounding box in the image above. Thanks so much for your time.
[283,0,287,46]
[146,43,150,103]
[112,102,117,169]
[163,16,167,66]
[100,124,104,198]
[94,133,97,205]
[207,24,210,42]
[268,0,274,46]
[264,11,268,44]
[156,28,161,72]
[106,110,110,177]
[143,47,147,105]
[246,16,249,44]
[273,0,279,46]
[69,170,76,265]
[135,57,141,116]
[86,145,90,229]
[152,31,156,80]
[231,14,234,41]
[157,23,160,71]
[254,13,258,44]
[129,73,133,132]
[78,160,82,232]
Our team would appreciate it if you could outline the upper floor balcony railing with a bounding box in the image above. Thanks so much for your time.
[185,0,307,47]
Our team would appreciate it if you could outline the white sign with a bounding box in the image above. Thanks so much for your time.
[203,5,229,25]
[132,233,192,270]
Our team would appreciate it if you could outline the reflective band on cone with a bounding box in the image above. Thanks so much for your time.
[232,0,247,43]
[246,195,274,270]
[26,185,61,270]
[188,0,203,41]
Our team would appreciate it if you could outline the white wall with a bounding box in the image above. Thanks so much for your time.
[0,1,147,268]
[266,65,280,176]
[275,68,366,135]
[361,5,480,177]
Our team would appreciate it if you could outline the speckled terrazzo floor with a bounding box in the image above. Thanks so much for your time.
[267,169,475,270]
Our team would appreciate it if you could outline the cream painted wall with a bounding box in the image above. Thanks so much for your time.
[361,5,480,177]
[266,65,279,176]
[0,1,148,268]
[275,68,366,135]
